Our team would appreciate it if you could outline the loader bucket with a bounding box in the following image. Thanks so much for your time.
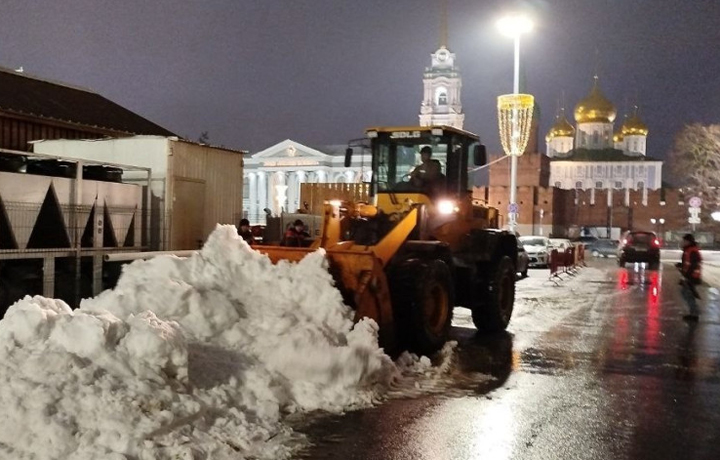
[256,245,398,353]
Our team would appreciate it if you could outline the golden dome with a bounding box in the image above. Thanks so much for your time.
[574,77,616,124]
[621,109,648,136]
[546,109,575,141]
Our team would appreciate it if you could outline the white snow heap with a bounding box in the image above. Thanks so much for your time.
[0,225,396,460]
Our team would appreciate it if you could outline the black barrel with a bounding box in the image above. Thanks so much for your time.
[0,153,27,173]
[83,165,123,183]
[26,160,78,179]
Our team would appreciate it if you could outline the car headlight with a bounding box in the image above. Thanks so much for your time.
[437,199,458,215]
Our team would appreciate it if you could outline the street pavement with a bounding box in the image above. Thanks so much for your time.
[293,259,720,460]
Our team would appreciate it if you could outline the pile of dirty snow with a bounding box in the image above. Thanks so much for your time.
[0,225,397,460]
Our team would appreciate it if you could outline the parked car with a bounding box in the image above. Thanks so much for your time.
[587,238,618,257]
[519,236,550,268]
[617,231,661,268]
[574,235,599,248]
[516,240,530,278]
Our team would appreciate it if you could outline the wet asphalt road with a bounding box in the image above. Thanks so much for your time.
[294,259,720,460]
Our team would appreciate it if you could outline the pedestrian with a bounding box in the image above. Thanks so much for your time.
[675,233,702,322]
[238,218,254,245]
[281,219,310,247]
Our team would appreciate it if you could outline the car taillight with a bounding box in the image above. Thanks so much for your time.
[622,238,628,245]
[653,239,660,247]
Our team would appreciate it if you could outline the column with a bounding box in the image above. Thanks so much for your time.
[257,171,267,220]
[248,173,257,223]
[296,171,306,211]
[286,172,296,213]
[272,171,287,215]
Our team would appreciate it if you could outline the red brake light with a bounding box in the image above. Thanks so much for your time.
[622,238,628,245]
[653,239,660,247]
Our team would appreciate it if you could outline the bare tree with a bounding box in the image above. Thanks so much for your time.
[669,123,720,207]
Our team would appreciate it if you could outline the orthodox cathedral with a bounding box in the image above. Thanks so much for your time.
[545,76,662,193]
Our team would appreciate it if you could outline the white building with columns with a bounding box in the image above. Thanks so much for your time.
[546,76,661,192]
[243,140,371,223]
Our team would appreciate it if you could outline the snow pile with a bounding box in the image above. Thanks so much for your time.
[0,225,396,460]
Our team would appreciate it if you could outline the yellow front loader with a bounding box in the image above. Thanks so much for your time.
[258,126,518,355]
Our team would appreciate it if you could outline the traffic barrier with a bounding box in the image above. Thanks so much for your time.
[577,244,586,266]
[564,247,577,274]
[548,249,562,281]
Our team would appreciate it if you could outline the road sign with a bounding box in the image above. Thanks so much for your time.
[689,196,702,208]
[508,203,519,214]
[689,216,701,224]
[689,207,701,217]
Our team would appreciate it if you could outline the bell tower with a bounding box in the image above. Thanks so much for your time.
[419,0,464,129]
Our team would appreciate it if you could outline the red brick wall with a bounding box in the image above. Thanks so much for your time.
[474,185,704,237]
[487,152,550,188]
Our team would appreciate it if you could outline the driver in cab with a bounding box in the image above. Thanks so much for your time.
[409,146,443,193]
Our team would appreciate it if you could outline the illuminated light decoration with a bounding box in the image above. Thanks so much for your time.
[497,93,535,157]
[437,199,458,215]
[328,199,342,208]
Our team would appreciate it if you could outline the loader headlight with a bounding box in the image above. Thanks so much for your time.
[437,199,458,215]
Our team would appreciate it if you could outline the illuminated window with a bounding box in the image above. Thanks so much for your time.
[435,87,448,106]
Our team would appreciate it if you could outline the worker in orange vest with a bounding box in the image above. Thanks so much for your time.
[676,233,702,322]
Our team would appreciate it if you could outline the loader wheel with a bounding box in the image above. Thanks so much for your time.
[472,256,515,333]
[391,260,453,356]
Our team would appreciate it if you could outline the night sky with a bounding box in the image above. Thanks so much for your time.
[1,0,718,164]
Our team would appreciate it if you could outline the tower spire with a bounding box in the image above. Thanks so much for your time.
[440,0,448,48]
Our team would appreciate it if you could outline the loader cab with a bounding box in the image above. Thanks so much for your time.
[365,126,485,200]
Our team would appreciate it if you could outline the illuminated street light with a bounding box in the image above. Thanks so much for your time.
[496,13,534,233]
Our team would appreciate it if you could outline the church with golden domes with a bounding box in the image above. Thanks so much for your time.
[546,76,662,194]
[476,75,698,240]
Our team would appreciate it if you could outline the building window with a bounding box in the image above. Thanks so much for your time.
[436,87,448,106]
[243,181,250,197]
[575,181,583,189]
[637,181,645,190]
[614,181,623,189]
[595,181,603,189]
[554,181,561,188]
[593,131,599,145]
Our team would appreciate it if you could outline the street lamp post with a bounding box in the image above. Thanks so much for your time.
[497,14,533,234]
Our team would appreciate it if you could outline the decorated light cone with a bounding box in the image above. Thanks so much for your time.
[497,93,535,157]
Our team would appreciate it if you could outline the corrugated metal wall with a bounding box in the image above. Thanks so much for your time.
[168,141,243,249]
